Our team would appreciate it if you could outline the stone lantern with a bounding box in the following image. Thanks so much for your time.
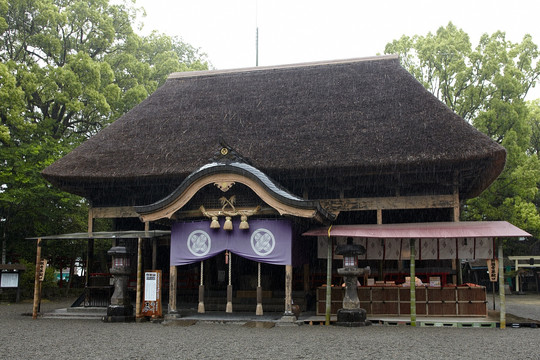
[335,237,371,326]
[104,242,134,322]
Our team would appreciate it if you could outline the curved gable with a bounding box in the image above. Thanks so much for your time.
[135,160,334,223]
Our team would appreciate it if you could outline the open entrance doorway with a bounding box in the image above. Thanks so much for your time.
[175,254,287,312]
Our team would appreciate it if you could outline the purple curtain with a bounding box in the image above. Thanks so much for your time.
[171,219,292,266]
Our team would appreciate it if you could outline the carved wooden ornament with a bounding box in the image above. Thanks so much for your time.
[215,182,235,192]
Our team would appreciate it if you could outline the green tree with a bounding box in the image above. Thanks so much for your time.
[529,100,540,159]
[0,0,208,264]
[385,23,540,250]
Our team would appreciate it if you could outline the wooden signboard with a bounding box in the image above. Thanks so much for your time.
[429,276,441,287]
[142,270,162,317]
[1,273,19,288]
[38,259,48,282]
[487,259,499,282]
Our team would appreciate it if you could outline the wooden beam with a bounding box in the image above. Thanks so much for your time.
[170,206,279,220]
[91,206,139,219]
[319,194,456,213]
[89,194,457,220]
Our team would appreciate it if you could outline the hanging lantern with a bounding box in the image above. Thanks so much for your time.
[210,216,220,229]
[223,216,233,231]
[239,215,249,230]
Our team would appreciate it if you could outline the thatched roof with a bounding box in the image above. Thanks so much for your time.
[42,55,505,201]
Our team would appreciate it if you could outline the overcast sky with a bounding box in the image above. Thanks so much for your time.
[133,0,540,99]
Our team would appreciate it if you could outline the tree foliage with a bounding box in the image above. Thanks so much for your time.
[529,99,540,159]
[0,0,208,265]
[385,23,540,252]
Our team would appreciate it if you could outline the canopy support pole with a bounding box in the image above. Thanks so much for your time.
[325,236,333,325]
[498,240,506,329]
[32,238,42,319]
[409,238,416,327]
[377,209,385,281]
[85,211,94,306]
[452,181,461,285]
[514,258,520,292]
[135,237,143,319]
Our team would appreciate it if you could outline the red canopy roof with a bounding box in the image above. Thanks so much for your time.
[303,221,530,239]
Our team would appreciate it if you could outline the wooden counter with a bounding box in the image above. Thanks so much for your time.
[316,286,487,317]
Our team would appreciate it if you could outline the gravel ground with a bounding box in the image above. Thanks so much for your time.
[487,292,540,321]
[0,297,539,360]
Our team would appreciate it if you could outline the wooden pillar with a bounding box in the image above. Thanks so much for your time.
[325,236,332,325]
[303,263,310,293]
[451,259,458,285]
[86,210,94,289]
[452,180,460,223]
[135,237,143,319]
[152,239,157,270]
[87,207,94,232]
[515,258,520,292]
[284,264,293,315]
[498,240,506,329]
[226,251,233,313]
[32,238,42,320]
[85,240,94,282]
[452,180,460,285]
[198,261,205,313]
[377,209,384,281]
[256,262,263,315]
[168,265,177,315]
[142,221,156,270]
[409,238,416,327]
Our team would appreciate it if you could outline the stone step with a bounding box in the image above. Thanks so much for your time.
[42,308,105,320]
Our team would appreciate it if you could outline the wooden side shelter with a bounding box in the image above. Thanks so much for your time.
[39,55,526,326]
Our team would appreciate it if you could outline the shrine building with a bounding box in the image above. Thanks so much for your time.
[40,55,529,323]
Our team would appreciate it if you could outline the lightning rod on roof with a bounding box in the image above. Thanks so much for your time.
[256,0,259,66]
